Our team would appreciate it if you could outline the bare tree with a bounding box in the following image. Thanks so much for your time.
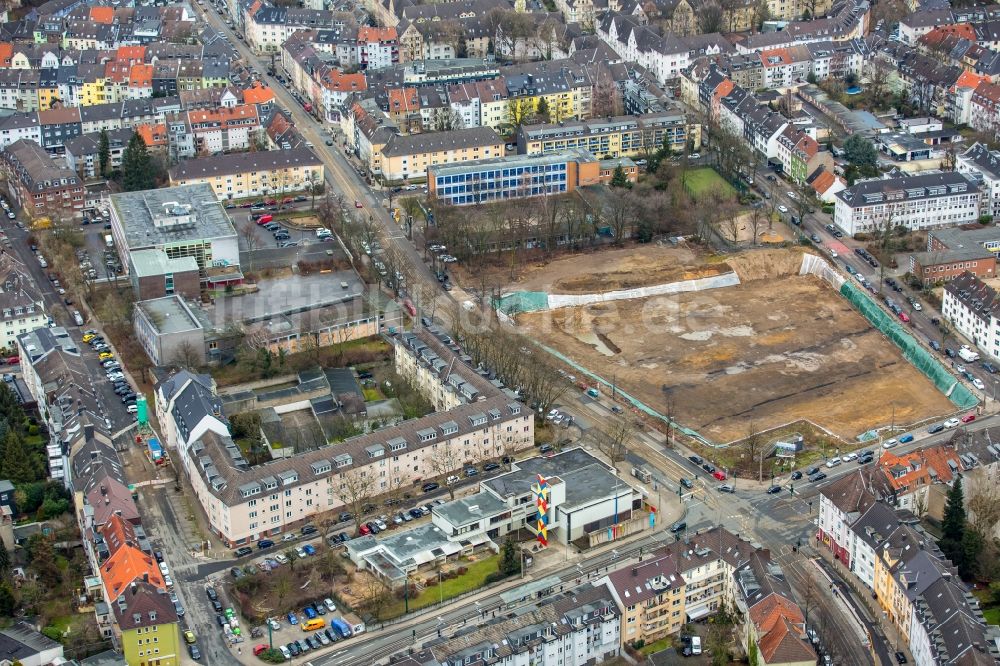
[170,340,202,368]
[743,420,766,482]
[747,205,766,246]
[716,200,744,245]
[866,58,893,111]
[595,414,636,466]
[427,440,459,499]
[697,2,725,33]
[239,218,259,273]
[360,574,391,621]
[336,467,377,535]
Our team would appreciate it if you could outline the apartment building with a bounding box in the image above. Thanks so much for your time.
[601,551,687,642]
[969,81,1000,139]
[379,126,503,182]
[817,472,877,569]
[187,105,260,154]
[427,149,633,206]
[517,111,694,159]
[957,142,1000,220]
[759,45,812,89]
[833,172,981,236]
[0,138,85,219]
[245,6,343,54]
[941,271,1000,360]
[155,328,534,547]
[113,581,181,666]
[168,147,323,200]
[0,256,45,353]
[399,584,620,666]
[108,184,241,289]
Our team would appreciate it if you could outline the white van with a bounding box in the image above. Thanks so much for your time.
[689,636,702,655]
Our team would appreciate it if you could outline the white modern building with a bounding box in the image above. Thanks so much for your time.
[833,172,981,236]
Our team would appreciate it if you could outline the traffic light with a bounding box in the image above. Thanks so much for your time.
[788,484,794,495]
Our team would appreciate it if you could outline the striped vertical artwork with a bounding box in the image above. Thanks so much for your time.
[533,473,549,547]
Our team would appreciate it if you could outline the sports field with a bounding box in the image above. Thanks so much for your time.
[684,167,736,198]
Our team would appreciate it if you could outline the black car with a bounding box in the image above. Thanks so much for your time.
[983,362,998,374]
[669,521,687,533]
[688,455,703,465]
[189,645,201,660]
[154,550,163,563]
[483,462,500,472]
[234,546,253,558]
[421,482,439,492]
[806,467,820,476]
[808,472,827,482]
[858,455,874,465]
[767,485,782,494]
[701,462,715,473]
[338,512,353,522]
[230,567,244,579]
[325,627,340,643]
[212,599,223,613]
[928,423,945,434]
[366,521,380,534]
[300,524,317,535]
[216,614,227,627]
[895,652,908,664]
[409,508,423,519]
[790,471,802,480]
[305,636,319,650]
[680,477,694,489]
[287,642,300,657]
[539,444,553,454]
[206,587,218,601]
[258,539,274,549]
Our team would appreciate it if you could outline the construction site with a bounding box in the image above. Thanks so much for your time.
[512,245,957,443]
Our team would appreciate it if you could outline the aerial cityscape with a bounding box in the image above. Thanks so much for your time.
[2,0,1000,664]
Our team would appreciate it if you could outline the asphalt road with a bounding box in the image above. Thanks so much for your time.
[1,216,136,432]
[194,1,444,312]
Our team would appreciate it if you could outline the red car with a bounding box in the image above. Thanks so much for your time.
[256,214,273,225]
[359,524,372,535]
[239,202,254,208]
[898,312,910,323]
[253,644,269,656]
[281,196,293,204]
[265,198,277,206]
[354,200,363,208]
[713,470,727,481]
[961,413,976,423]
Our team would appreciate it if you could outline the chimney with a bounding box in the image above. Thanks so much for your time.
[131,582,137,594]
[143,573,149,582]
[101,485,107,495]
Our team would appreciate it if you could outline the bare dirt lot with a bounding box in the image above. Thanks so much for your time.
[510,244,732,294]
[518,248,953,442]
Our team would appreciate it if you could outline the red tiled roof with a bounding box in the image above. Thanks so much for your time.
[358,26,397,42]
[877,443,963,493]
[811,170,836,195]
[100,544,164,597]
[116,45,146,63]
[100,513,140,558]
[758,616,816,664]
[90,6,115,24]
[0,43,14,68]
[243,82,274,105]
[136,123,168,147]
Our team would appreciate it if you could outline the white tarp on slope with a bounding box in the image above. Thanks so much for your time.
[546,271,742,310]
[799,253,845,289]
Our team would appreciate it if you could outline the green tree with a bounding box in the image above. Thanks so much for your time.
[0,583,15,617]
[25,534,59,587]
[939,476,966,565]
[610,165,630,189]
[0,539,10,582]
[1,431,36,483]
[535,97,550,123]
[120,132,155,192]
[843,134,878,174]
[960,529,983,580]
[748,634,759,666]
[98,129,111,178]
[498,537,521,576]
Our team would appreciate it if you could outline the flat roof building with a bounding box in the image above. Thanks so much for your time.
[133,295,207,367]
[108,184,241,288]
